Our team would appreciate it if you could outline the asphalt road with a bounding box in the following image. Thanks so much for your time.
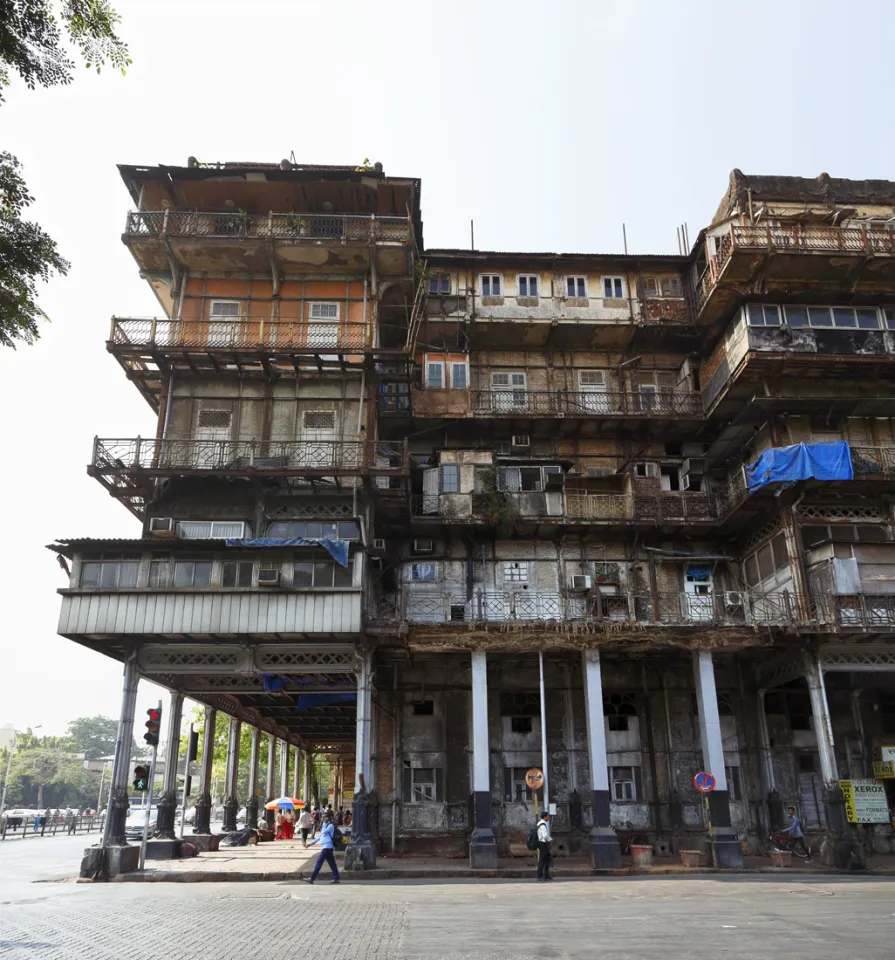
[1,841,894,960]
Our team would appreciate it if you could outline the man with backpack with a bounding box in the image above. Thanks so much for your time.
[532,812,553,881]
[303,812,341,884]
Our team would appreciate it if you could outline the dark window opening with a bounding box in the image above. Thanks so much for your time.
[607,715,629,731]
[797,754,817,774]
[412,700,434,716]
[511,716,534,734]
[790,714,811,731]
[664,443,682,457]
[450,604,466,621]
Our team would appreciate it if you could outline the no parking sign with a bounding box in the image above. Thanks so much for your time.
[693,771,716,793]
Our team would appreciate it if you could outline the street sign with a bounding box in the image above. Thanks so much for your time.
[840,779,890,824]
[872,760,895,779]
[693,771,716,793]
[525,768,545,791]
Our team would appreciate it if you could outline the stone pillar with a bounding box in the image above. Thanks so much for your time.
[245,727,261,828]
[582,650,621,868]
[279,740,289,798]
[345,649,377,870]
[468,650,498,868]
[102,651,140,848]
[192,706,216,835]
[303,750,312,807]
[221,716,241,832]
[154,692,184,840]
[264,735,276,827]
[693,651,743,867]
[804,653,853,866]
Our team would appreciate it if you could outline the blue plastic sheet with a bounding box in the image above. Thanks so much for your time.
[685,565,712,581]
[297,693,356,711]
[225,537,349,566]
[745,441,853,492]
[263,675,285,693]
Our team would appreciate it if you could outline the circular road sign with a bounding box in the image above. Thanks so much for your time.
[693,771,716,793]
[525,768,545,791]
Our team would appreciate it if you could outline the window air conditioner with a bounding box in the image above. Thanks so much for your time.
[258,569,281,586]
[724,591,745,608]
[570,575,593,591]
[681,458,705,477]
[149,517,175,536]
[372,538,386,552]
[512,435,530,449]
[413,539,435,554]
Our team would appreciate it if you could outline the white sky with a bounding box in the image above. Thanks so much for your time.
[2,0,895,735]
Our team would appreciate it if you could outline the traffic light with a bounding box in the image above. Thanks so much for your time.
[187,728,199,762]
[144,706,162,747]
[133,764,150,792]
[184,774,192,798]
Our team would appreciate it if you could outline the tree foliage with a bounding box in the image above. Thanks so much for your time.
[0,0,129,347]
[65,714,119,758]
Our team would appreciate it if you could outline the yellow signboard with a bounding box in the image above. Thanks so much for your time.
[872,760,895,779]
[840,779,891,824]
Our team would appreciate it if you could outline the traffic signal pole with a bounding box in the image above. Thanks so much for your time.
[178,723,194,840]
[138,700,162,871]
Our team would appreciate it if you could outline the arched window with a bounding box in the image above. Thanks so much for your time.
[603,693,637,731]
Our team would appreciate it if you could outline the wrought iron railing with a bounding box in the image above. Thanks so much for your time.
[91,438,407,474]
[695,223,895,311]
[821,594,895,627]
[471,389,702,417]
[394,589,808,626]
[125,210,412,244]
[565,494,632,520]
[110,317,374,351]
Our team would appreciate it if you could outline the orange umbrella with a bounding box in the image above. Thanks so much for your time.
[264,797,305,810]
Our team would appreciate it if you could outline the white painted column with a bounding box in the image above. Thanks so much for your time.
[692,650,728,789]
[804,653,839,783]
[471,651,490,795]
[279,741,289,797]
[354,651,373,794]
[582,650,610,793]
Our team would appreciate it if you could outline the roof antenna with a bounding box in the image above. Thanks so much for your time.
[470,219,475,251]
[622,223,628,255]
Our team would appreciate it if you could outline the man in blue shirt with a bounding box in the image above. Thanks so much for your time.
[303,813,341,884]
[780,806,809,858]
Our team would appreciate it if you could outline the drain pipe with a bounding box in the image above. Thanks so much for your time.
[392,663,399,853]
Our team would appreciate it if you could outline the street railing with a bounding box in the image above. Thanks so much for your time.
[0,813,105,840]
[125,210,413,245]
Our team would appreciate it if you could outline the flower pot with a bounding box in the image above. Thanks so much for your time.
[770,850,792,868]
[631,844,653,867]
[680,849,701,867]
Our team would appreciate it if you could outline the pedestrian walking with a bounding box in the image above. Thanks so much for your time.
[536,811,553,881]
[779,805,810,858]
[303,812,341,884]
[297,807,313,847]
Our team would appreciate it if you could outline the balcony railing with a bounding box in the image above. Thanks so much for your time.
[91,438,408,475]
[471,389,703,417]
[411,492,715,523]
[394,589,801,626]
[110,317,375,351]
[696,223,895,311]
[716,444,895,517]
[125,211,412,245]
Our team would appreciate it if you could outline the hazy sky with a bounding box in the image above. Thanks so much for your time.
[2,0,895,735]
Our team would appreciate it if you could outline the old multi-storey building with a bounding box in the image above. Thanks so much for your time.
[53,164,895,873]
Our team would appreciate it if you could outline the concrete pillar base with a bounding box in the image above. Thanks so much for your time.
[222,797,238,833]
[79,843,140,878]
[344,838,377,870]
[155,791,177,840]
[589,827,621,869]
[469,839,499,869]
[704,830,743,868]
[245,798,259,828]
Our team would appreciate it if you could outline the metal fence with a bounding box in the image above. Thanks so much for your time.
[110,317,373,351]
[470,390,703,418]
[92,438,407,474]
[1,813,105,840]
[125,211,412,244]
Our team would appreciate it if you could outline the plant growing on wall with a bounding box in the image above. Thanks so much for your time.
[475,467,520,533]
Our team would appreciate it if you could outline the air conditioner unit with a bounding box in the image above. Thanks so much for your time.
[570,574,593,591]
[724,590,745,608]
[681,458,705,477]
[413,539,434,554]
[258,569,281,586]
[511,435,530,449]
[372,538,386,552]
[149,517,175,536]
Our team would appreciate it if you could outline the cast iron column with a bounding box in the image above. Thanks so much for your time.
[102,650,140,848]
[345,649,377,870]
[264,735,276,827]
[193,706,216,835]
[279,740,289,798]
[303,749,313,807]
[582,650,621,868]
[469,650,498,868]
[245,727,261,828]
[293,747,301,799]
[155,691,184,840]
[221,716,241,832]
[693,650,743,867]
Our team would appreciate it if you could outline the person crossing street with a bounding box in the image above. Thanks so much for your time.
[303,812,341,884]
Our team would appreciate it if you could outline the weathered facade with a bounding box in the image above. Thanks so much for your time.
[53,164,895,871]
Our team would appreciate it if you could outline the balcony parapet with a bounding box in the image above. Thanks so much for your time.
[469,389,703,418]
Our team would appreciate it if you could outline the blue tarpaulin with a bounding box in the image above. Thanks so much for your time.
[225,538,349,566]
[685,565,712,581]
[263,675,285,693]
[745,441,853,492]
[297,693,356,711]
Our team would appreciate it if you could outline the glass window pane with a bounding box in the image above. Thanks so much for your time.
[886,309,895,330]
[492,276,501,295]
[856,308,880,329]
[578,279,586,296]
[193,563,212,587]
[81,562,101,588]
[518,277,527,296]
[763,305,781,326]
[338,521,359,539]
[314,562,334,587]
[179,521,212,539]
[451,364,467,389]
[267,522,289,538]
[427,363,444,388]
[304,522,322,539]
[148,561,169,588]
[604,278,612,298]
[173,563,193,588]
[293,562,313,587]
[747,303,765,325]
[567,277,575,296]
[784,306,808,327]
[833,308,856,328]
[529,277,537,296]
[100,563,119,588]
[772,534,789,570]
[332,563,353,587]
[222,563,237,588]
[118,563,139,588]
[238,562,253,587]
[321,522,338,538]
[809,307,832,327]
[212,522,244,539]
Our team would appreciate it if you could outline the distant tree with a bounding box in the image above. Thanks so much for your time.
[8,745,88,808]
[0,1,129,347]
[65,715,119,758]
